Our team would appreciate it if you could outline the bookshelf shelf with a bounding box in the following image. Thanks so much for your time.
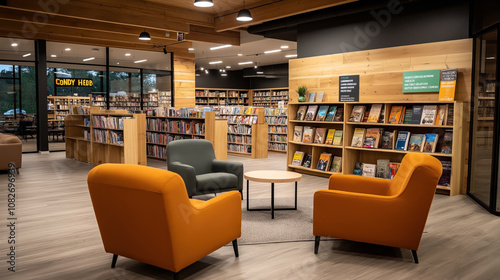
[196,88,250,106]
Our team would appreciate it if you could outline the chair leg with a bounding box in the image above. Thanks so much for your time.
[232,239,239,257]
[16,168,19,174]
[411,250,419,264]
[173,271,179,280]
[111,254,118,268]
[239,190,243,200]
[314,236,320,254]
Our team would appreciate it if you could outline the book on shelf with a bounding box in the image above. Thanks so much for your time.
[332,130,344,146]
[395,131,410,151]
[388,106,404,124]
[446,104,454,126]
[367,104,383,123]
[381,130,396,149]
[351,128,366,147]
[435,105,447,125]
[440,130,453,154]
[325,129,336,145]
[438,160,451,186]
[363,128,382,148]
[330,156,342,172]
[302,126,315,143]
[302,154,312,168]
[349,105,366,122]
[333,107,344,122]
[379,104,385,123]
[316,92,324,102]
[420,105,438,125]
[353,162,363,175]
[403,108,413,124]
[411,105,423,124]
[324,106,337,122]
[308,93,316,102]
[362,107,371,122]
[407,134,425,152]
[362,163,376,177]
[291,151,305,166]
[389,162,401,179]
[293,126,304,142]
[314,127,327,144]
[305,105,318,121]
[295,105,308,121]
[376,159,390,179]
[423,133,439,153]
[315,105,329,121]
[317,153,332,171]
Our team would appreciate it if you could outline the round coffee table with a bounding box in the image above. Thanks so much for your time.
[244,170,302,219]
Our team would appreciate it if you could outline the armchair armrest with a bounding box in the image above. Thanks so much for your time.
[328,174,391,196]
[212,159,243,191]
[168,161,197,197]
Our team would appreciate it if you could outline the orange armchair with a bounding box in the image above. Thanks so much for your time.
[313,153,442,263]
[87,164,241,279]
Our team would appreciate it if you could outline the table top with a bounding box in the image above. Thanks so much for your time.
[244,170,302,183]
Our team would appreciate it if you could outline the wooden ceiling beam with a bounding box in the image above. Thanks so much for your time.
[187,25,240,46]
[214,0,357,32]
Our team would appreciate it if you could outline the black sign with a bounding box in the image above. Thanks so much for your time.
[177,32,185,41]
[339,75,359,102]
[55,78,94,87]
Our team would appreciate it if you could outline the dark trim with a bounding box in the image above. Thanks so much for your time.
[0,59,35,63]
[232,239,239,258]
[46,60,106,68]
[111,254,118,268]
[170,52,175,108]
[314,236,320,254]
[411,250,419,264]
[35,40,48,152]
[491,24,500,214]
[105,47,110,109]
[140,68,144,111]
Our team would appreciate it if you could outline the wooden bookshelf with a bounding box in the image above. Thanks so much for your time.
[252,88,289,107]
[195,88,250,106]
[265,107,288,153]
[47,96,91,131]
[287,101,466,196]
[65,114,91,163]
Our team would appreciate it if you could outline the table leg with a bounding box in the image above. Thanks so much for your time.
[294,181,298,210]
[271,182,275,219]
[246,179,249,211]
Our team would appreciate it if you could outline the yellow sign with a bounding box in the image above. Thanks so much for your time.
[55,78,94,87]
[438,68,458,101]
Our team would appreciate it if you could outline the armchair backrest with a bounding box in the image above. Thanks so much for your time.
[87,164,196,272]
[166,139,215,175]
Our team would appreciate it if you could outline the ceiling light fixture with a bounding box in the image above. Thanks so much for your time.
[188,48,194,51]
[65,48,71,51]
[264,49,281,54]
[163,47,167,54]
[486,56,496,60]
[236,0,253,22]
[194,0,213,7]
[139,30,151,41]
[50,54,57,58]
[83,57,95,61]
[11,43,18,47]
[209,61,223,64]
[200,67,204,70]
[238,61,253,65]
[257,71,264,74]
[237,54,243,56]
[285,54,298,58]
[125,53,131,56]
[226,66,231,69]
[221,73,227,76]
[22,53,31,57]
[281,45,289,49]
[134,59,147,63]
[210,44,232,50]
[254,65,258,68]
[205,70,209,74]
[54,72,71,76]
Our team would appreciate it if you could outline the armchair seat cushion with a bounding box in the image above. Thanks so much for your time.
[197,172,238,192]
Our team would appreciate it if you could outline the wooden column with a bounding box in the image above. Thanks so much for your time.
[173,53,196,109]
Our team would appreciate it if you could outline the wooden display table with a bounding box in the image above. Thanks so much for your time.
[244,170,302,219]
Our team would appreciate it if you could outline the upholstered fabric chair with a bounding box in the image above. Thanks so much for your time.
[166,139,244,198]
[313,153,442,263]
[0,133,22,173]
[87,164,241,279]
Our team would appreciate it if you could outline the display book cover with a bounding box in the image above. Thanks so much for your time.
[411,105,424,124]
[351,128,366,147]
[440,130,453,154]
[367,104,383,123]
[362,163,376,177]
[376,159,390,179]
[435,104,448,125]
[420,105,438,125]
[291,151,305,166]
[315,105,329,121]
[403,107,413,124]
[395,131,410,150]
[295,105,308,121]
[407,134,425,152]
[330,156,342,172]
[324,129,336,145]
[362,106,371,122]
[388,105,405,124]
[381,130,396,149]
[363,128,382,148]
[422,133,439,153]
[305,105,318,121]
[314,127,327,144]
[324,106,337,122]
[438,160,452,186]
[317,152,332,171]
[293,126,303,142]
[333,107,344,122]
[302,126,315,143]
[349,105,366,122]
[302,153,312,168]
[332,130,343,146]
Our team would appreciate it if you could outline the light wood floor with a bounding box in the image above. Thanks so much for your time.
[1,152,500,280]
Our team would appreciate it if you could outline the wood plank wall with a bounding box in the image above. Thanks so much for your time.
[289,38,473,192]
[173,53,196,108]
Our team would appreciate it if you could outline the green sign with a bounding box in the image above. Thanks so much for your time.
[402,70,441,93]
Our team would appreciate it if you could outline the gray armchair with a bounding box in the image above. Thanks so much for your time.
[167,139,244,198]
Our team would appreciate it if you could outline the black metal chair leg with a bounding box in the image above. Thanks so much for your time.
[111,254,118,268]
[314,236,320,254]
[173,271,179,280]
[411,250,419,264]
[232,239,239,257]
[239,190,243,200]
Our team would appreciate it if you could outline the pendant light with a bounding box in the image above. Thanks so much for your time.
[139,30,151,41]
[194,0,214,7]
[237,0,252,22]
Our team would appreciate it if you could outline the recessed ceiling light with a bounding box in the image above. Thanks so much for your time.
[200,67,204,70]
[11,43,18,47]
[238,61,253,65]
[83,57,95,61]
[219,69,222,72]
[209,61,222,64]
[285,54,298,58]
[210,44,232,50]
[50,54,57,58]
[254,65,258,68]
[205,70,209,74]
[264,49,281,54]
[221,73,227,76]
[486,56,496,60]
[22,53,31,57]
[226,66,231,69]
[65,48,71,51]
[237,54,243,56]
[188,48,194,51]
[257,71,264,74]
[125,53,131,56]
[134,59,147,63]
[281,45,289,49]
